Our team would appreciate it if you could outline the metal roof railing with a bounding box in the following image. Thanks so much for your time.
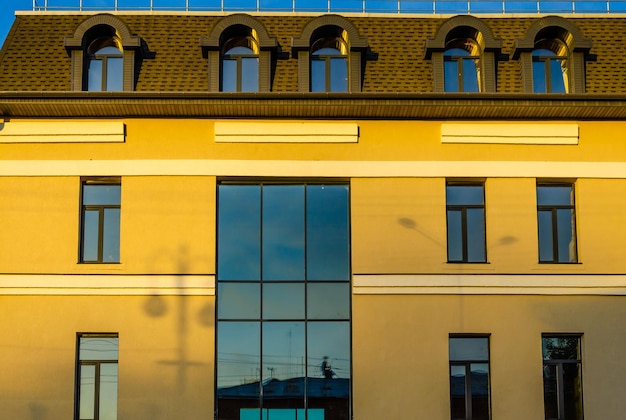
[31,0,626,14]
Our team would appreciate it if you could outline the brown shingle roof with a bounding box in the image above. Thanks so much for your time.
[0,12,625,94]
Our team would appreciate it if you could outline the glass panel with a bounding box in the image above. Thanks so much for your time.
[307,283,350,320]
[543,364,559,419]
[537,185,573,206]
[263,283,305,319]
[471,363,490,420]
[532,59,547,93]
[550,58,567,94]
[88,59,103,91]
[99,363,118,420]
[450,365,466,419]
[538,210,554,262]
[556,209,576,262]
[447,185,483,206]
[466,208,486,262]
[106,57,123,92]
[262,185,305,281]
[79,365,96,420]
[311,59,326,92]
[241,57,259,92]
[447,209,463,262]
[329,57,347,92]
[83,184,121,206]
[217,322,261,390]
[222,59,237,92]
[449,337,489,361]
[307,322,350,420]
[80,337,119,361]
[542,337,580,360]
[562,363,584,420]
[218,185,261,281]
[82,210,100,262]
[444,59,459,92]
[462,58,480,93]
[262,322,305,405]
[306,185,350,281]
[102,208,120,263]
[218,282,260,319]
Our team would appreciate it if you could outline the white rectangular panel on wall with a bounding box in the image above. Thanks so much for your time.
[441,123,579,145]
[214,121,359,143]
[0,121,125,143]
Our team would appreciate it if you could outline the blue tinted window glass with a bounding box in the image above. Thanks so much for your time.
[218,282,260,319]
[306,185,350,281]
[82,210,99,262]
[556,208,576,262]
[311,59,326,92]
[262,185,305,281]
[241,57,259,92]
[447,209,463,262]
[550,58,566,93]
[450,364,466,418]
[218,185,261,281]
[329,57,348,92]
[80,337,119,360]
[99,363,118,420]
[462,58,480,92]
[88,59,103,91]
[217,321,261,389]
[102,208,120,263]
[307,283,350,320]
[307,321,350,379]
[447,185,484,205]
[466,208,486,262]
[222,59,237,92]
[444,59,459,92]
[537,185,572,206]
[106,57,123,92]
[263,283,305,319]
[83,185,120,206]
[262,321,305,385]
[533,59,547,93]
[537,210,554,262]
[471,363,490,420]
[449,337,489,361]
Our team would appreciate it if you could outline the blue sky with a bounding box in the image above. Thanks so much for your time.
[0,1,32,47]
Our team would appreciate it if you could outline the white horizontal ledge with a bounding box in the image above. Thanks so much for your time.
[441,123,579,145]
[0,121,125,143]
[2,159,626,178]
[353,274,626,296]
[0,274,215,296]
[215,122,358,143]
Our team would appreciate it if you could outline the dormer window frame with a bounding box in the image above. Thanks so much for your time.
[425,16,503,93]
[201,15,277,93]
[513,16,592,94]
[64,14,142,92]
[292,15,368,93]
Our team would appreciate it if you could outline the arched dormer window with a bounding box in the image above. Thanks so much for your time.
[64,14,142,92]
[86,34,123,91]
[202,15,276,93]
[425,16,502,93]
[514,16,592,94]
[292,15,368,93]
[310,27,348,92]
[443,39,481,92]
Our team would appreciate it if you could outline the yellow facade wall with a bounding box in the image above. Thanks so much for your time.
[353,294,626,420]
[0,295,215,419]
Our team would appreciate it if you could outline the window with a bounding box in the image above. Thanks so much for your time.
[76,334,119,420]
[220,28,259,92]
[446,183,486,263]
[444,40,480,92]
[542,335,583,420]
[537,183,577,263]
[310,33,348,92]
[216,183,351,420]
[532,42,568,93]
[425,16,502,93]
[292,16,368,93]
[449,336,491,420]
[80,180,121,263]
[87,39,123,92]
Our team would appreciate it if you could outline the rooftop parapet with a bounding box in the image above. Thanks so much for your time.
[28,0,626,14]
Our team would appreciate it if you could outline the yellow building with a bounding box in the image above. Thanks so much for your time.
[1,4,626,420]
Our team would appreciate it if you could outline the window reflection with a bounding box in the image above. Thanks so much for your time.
[217,183,351,420]
[444,42,481,93]
[80,182,121,263]
[532,46,568,93]
[77,335,118,420]
[446,183,486,263]
[449,336,490,420]
[537,184,577,263]
[87,41,123,92]
[542,335,583,420]
[311,35,348,92]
